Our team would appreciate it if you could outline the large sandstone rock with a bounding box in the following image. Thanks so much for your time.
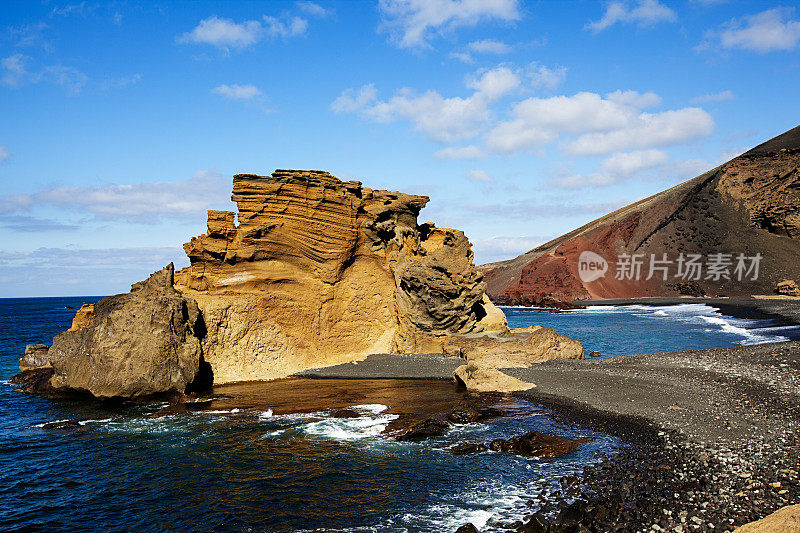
[19,170,584,397]
[733,504,800,532]
[42,264,205,399]
[173,170,511,384]
[776,279,800,297]
[454,361,535,393]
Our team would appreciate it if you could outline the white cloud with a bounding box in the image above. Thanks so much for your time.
[0,146,9,163]
[486,91,713,155]
[1,54,87,95]
[449,51,474,63]
[178,14,307,50]
[178,16,264,49]
[467,39,513,54]
[528,63,567,90]
[212,83,263,100]
[1,54,28,87]
[296,1,332,17]
[703,8,800,53]
[378,0,521,48]
[466,66,520,100]
[565,108,714,155]
[586,0,677,32]
[690,90,734,104]
[0,169,231,223]
[466,169,494,183]
[330,84,378,113]
[605,89,661,108]
[332,66,519,143]
[601,149,668,176]
[434,145,486,159]
[102,73,142,90]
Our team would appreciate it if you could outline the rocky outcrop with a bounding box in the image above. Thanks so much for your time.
[19,344,50,371]
[19,170,584,398]
[776,279,800,297]
[26,264,206,399]
[733,504,800,532]
[482,125,800,304]
[172,170,513,384]
[488,431,592,458]
[454,361,535,393]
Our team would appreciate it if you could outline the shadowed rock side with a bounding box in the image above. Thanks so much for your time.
[31,264,204,399]
[481,124,800,305]
[18,170,584,398]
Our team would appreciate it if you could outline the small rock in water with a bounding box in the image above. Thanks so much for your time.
[450,442,489,455]
[41,419,83,430]
[330,409,361,419]
[455,523,479,533]
[396,418,449,441]
[488,431,591,458]
[588,350,602,357]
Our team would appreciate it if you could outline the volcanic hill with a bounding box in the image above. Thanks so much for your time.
[480,125,800,305]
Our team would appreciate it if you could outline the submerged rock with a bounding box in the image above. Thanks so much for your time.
[488,431,591,458]
[41,419,83,430]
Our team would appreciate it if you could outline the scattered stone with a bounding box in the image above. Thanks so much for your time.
[588,350,602,358]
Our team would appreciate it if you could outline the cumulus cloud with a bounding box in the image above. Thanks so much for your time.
[486,91,713,156]
[212,83,263,100]
[178,14,307,50]
[466,169,494,183]
[690,90,734,104]
[0,169,232,224]
[701,8,800,53]
[378,0,521,48]
[586,0,677,32]
[601,149,668,175]
[0,146,9,163]
[467,39,513,54]
[332,66,520,143]
[434,145,486,159]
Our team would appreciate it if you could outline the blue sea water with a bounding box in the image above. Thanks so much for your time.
[1,298,796,532]
[0,297,615,532]
[503,303,800,357]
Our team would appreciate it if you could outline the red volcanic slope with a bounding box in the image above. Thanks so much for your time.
[480,125,800,304]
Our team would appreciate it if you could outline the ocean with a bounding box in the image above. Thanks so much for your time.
[0,298,794,532]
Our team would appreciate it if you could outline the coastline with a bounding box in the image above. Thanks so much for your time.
[297,300,800,531]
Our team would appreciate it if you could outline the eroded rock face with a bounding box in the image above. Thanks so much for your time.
[43,264,205,399]
[173,170,509,384]
[733,504,800,533]
[20,169,585,397]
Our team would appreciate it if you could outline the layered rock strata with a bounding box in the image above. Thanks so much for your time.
[19,170,584,398]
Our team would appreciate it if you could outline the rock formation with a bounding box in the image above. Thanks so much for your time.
[481,125,800,304]
[19,170,584,398]
[42,264,205,399]
[733,504,800,533]
[776,279,800,297]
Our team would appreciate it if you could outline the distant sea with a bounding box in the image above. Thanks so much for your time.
[0,298,794,532]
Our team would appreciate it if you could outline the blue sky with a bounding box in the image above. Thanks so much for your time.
[1,0,799,297]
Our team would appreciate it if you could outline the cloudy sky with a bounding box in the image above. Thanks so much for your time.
[1,0,799,297]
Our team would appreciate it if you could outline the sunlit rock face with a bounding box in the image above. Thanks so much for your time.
[174,170,510,384]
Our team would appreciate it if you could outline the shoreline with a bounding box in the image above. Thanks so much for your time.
[297,298,800,531]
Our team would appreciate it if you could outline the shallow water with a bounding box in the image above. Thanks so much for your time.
[503,303,800,357]
[0,297,616,532]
